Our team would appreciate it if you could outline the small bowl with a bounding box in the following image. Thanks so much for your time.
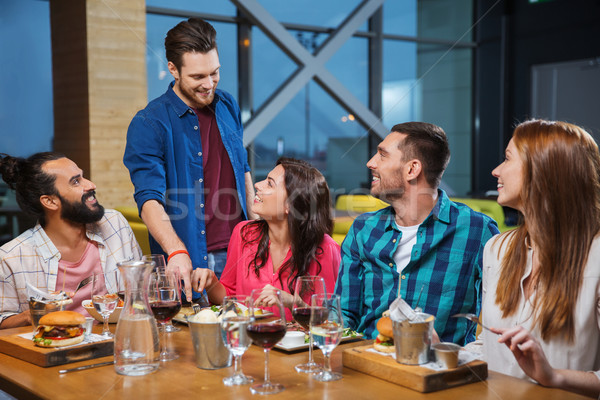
[82,299,122,323]
[280,331,305,347]
[432,342,461,369]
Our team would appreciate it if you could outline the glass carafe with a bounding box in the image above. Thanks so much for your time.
[114,260,160,376]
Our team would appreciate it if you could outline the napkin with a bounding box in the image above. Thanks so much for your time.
[389,297,418,322]
[26,283,71,304]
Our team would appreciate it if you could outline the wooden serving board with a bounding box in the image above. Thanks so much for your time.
[343,344,487,393]
[0,328,113,367]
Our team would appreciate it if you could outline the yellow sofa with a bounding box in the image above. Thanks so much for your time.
[335,194,389,214]
[114,206,151,255]
[332,195,388,245]
[331,195,514,245]
[450,198,513,233]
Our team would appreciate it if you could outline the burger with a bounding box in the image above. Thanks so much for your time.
[374,315,395,353]
[33,311,85,348]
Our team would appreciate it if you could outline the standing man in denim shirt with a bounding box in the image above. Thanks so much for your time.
[334,122,499,345]
[124,18,255,301]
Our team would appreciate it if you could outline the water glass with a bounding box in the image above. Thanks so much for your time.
[310,293,343,382]
[92,271,119,338]
[220,295,254,386]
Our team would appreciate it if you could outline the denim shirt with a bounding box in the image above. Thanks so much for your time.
[124,82,250,290]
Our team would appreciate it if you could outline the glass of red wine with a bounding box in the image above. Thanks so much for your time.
[143,254,180,333]
[149,268,182,361]
[291,275,326,373]
[311,293,343,381]
[247,288,286,395]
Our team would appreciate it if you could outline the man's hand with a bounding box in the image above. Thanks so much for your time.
[167,253,194,301]
[0,310,32,329]
[141,200,194,299]
[432,328,441,344]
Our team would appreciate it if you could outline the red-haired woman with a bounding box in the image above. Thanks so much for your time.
[483,119,600,397]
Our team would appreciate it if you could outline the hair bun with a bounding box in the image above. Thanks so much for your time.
[0,154,22,189]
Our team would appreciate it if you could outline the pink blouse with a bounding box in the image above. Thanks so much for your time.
[219,221,341,321]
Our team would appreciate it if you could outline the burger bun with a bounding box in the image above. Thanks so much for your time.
[374,316,395,353]
[38,310,85,327]
[376,316,393,338]
[373,341,395,353]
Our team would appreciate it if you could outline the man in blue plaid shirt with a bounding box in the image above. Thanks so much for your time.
[334,122,499,345]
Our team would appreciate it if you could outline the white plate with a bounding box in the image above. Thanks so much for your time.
[82,299,122,323]
[172,307,275,325]
[274,332,364,352]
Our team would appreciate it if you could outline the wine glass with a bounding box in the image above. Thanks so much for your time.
[310,293,343,382]
[220,295,254,386]
[143,254,180,333]
[91,271,119,338]
[292,276,326,373]
[247,288,286,395]
[149,269,182,361]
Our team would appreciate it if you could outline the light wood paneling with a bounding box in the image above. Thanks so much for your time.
[50,0,147,208]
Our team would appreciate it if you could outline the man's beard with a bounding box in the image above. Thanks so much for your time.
[178,81,216,109]
[59,191,105,224]
[371,175,406,203]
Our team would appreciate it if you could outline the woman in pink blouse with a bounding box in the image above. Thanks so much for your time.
[192,158,340,318]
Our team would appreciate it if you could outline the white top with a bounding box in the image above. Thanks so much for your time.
[393,222,420,273]
[482,233,600,382]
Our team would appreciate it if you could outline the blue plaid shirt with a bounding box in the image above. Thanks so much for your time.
[334,190,499,345]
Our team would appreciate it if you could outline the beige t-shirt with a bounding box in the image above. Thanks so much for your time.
[482,233,600,381]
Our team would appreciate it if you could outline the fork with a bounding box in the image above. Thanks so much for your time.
[452,313,494,333]
[190,291,211,314]
[74,276,93,295]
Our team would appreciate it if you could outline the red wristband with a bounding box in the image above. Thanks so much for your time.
[167,250,190,263]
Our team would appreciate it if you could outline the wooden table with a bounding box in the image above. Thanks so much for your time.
[0,325,589,400]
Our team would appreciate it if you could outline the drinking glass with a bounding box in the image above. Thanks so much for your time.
[149,269,182,361]
[220,295,254,386]
[91,271,120,338]
[310,293,343,382]
[247,289,286,395]
[291,276,326,373]
[29,300,59,333]
[143,254,180,333]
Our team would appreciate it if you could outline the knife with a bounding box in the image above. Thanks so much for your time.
[59,360,114,374]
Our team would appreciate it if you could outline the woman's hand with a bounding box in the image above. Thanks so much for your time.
[255,284,293,309]
[491,325,559,387]
[191,268,218,294]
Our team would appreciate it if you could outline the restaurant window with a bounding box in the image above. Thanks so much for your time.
[382,0,473,196]
[144,0,475,196]
[252,27,369,194]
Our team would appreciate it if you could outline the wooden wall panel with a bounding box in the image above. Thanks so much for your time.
[50,0,90,174]
[50,0,147,209]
